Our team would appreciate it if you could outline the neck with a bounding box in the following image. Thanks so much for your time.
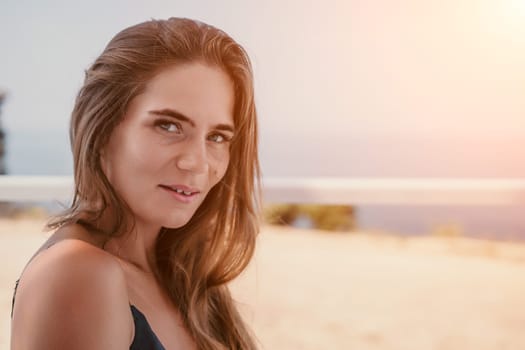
[86,208,162,275]
[116,223,163,274]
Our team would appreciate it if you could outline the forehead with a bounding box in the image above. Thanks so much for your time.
[138,62,235,125]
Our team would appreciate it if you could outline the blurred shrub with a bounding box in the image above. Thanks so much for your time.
[0,202,16,217]
[0,202,50,219]
[431,223,463,238]
[263,203,356,232]
[263,204,299,226]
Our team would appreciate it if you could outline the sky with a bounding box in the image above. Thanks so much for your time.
[0,0,524,178]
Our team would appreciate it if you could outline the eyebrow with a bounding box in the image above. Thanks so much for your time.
[148,108,235,133]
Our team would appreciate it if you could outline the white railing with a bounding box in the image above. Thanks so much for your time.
[1,175,525,205]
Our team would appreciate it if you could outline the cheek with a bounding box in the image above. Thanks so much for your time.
[102,131,159,187]
[210,149,231,181]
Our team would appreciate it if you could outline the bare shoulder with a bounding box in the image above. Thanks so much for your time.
[11,225,133,350]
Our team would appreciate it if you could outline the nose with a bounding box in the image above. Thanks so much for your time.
[175,140,209,174]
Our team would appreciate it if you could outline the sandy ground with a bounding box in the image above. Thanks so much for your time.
[1,219,525,350]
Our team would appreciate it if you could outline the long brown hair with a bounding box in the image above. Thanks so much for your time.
[48,18,261,349]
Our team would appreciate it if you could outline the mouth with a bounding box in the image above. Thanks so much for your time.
[158,184,200,198]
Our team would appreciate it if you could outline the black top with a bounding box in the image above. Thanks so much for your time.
[12,279,166,350]
[130,304,166,350]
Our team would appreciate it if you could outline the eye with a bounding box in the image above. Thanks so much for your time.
[208,133,231,144]
[155,119,182,133]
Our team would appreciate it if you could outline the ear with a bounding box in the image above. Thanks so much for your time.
[99,147,106,164]
[99,148,110,179]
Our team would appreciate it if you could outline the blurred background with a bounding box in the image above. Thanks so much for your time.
[1,0,525,349]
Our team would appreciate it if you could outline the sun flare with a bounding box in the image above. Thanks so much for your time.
[477,0,525,41]
[509,0,525,15]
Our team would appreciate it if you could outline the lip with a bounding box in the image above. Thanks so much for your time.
[158,184,201,204]
[164,184,200,193]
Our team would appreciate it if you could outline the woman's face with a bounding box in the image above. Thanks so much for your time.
[101,62,235,230]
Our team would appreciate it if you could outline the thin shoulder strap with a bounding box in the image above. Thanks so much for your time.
[11,279,20,318]
[11,221,111,319]
[11,240,59,319]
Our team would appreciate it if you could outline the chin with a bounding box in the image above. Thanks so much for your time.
[162,215,193,229]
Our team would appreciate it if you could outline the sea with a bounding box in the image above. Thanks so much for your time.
[3,129,525,242]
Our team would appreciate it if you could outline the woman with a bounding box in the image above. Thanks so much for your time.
[11,17,260,350]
